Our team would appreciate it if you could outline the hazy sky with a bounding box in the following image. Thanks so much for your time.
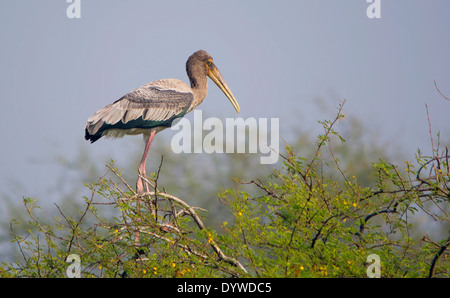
[0,1,449,208]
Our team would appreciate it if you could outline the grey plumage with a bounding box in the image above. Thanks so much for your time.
[85,79,194,142]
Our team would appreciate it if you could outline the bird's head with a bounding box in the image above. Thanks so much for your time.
[186,50,240,113]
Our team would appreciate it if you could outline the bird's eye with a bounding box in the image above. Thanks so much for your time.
[207,59,213,66]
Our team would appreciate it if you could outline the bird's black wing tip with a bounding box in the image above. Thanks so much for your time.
[85,127,101,143]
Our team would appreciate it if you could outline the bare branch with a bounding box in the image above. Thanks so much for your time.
[434,80,450,101]
[428,236,450,278]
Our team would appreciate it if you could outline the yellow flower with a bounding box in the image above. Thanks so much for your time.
[319,266,328,276]
[352,203,357,208]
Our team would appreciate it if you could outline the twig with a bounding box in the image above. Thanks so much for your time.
[427,236,450,278]
[106,164,136,195]
[22,199,65,243]
[416,156,449,198]
[425,104,437,160]
[54,203,79,253]
[327,136,352,190]
[305,100,346,179]
[152,155,165,220]
[434,80,450,101]
[390,163,408,191]
[9,222,28,265]
[138,228,209,260]
[239,179,283,201]
[359,207,397,234]
[106,164,144,245]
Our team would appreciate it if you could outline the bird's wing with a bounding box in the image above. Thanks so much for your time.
[85,80,193,142]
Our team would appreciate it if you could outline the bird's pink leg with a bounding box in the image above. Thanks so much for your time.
[135,130,156,246]
[136,130,156,194]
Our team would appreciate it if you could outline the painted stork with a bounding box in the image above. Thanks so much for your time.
[84,50,240,194]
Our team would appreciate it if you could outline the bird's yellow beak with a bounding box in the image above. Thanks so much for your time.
[207,61,240,113]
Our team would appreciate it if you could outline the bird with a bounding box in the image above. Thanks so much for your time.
[84,50,240,195]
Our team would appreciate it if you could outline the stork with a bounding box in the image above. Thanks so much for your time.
[85,50,240,194]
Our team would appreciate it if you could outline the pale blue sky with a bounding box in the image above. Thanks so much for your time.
[0,1,449,209]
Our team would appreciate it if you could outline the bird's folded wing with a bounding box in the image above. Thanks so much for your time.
[86,82,194,138]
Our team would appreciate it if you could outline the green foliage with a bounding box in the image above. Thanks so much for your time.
[1,102,449,278]
[217,104,449,277]
[1,164,246,278]
[218,149,449,277]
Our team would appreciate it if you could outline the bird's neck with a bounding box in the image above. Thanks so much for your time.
[189,75,208,112]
